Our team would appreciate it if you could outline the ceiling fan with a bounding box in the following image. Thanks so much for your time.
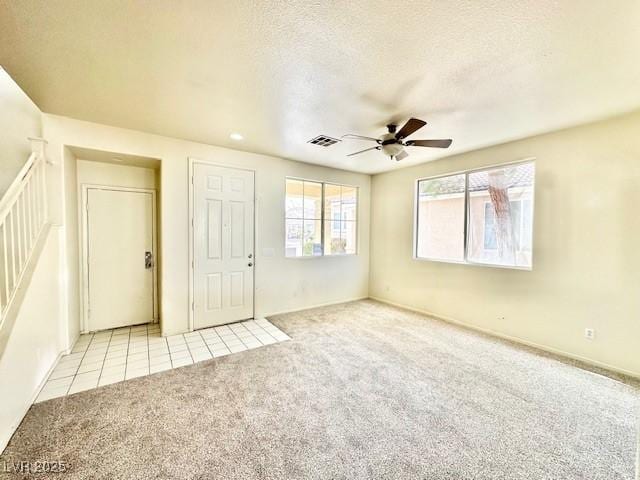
[343,118,452,161]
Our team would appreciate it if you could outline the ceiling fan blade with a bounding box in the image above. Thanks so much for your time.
[395,118,426,140]
[342,134,380,142]
[406,139,453,148]
[395,150,409,161]
[346,146,381,157]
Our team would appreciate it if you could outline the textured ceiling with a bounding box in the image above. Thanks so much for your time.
[1,0,639,174]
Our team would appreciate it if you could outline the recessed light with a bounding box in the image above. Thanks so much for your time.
[230,132,243,141]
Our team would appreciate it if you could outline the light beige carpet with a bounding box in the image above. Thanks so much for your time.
[1,300,638,479]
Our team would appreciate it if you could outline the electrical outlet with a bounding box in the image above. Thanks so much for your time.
[584,328,595,340]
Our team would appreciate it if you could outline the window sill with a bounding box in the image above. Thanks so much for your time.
[413,256,532,271]
[285,253,358,260]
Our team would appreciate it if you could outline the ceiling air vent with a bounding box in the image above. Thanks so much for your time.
[308,135,341,147]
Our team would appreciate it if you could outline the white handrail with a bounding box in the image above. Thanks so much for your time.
[0,138,48,320]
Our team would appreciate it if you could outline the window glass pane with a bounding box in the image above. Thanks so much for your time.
[324,184,341,227]
[303,220,322,256]
[341,186,357,221]
[416,174,465,261]
[324,220,343,255]
[341,221,357,254]
[285,179,303,219]
[467,162,534,268]
[285,219,303,257]
[483,203,497,249]
[303,181,322,220]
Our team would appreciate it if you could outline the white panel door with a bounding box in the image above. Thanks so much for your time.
[193,164,254,328]
[87,188,155,331]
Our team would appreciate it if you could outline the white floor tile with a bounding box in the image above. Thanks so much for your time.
[150,353,171,365]
[149,346,170,357]
[190,348,212,361]
[98,375,124,387]
[125,367,149,379]
[45,376,74,389]
[171,357,193,368]
[170,350,192,361]
[169,343,189,353]
[39,320,290,402]
[56,357,82,369]
[77,362,103,374]
[103,357,127,368]
[49,366,78,380]
[127,352,149,363]
[150,362,172,374]
[127,358,150,370]
[212,348,231,357]
[36,385,70,403]
[228,344,248,353]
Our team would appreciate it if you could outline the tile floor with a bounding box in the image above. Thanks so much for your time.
[36,318,290,403]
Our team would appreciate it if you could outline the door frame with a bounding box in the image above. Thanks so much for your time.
[80,184,158,333]
[188,158,256,332]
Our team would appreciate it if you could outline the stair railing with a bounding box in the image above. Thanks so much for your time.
[0,138,49,324]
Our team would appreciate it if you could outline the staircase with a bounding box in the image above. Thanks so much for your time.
[0,137,49,358]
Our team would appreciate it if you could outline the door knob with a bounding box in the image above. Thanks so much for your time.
[248,253,253,258]
[248,262,253,267]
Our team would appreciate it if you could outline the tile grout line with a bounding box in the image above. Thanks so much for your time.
[182,334,196,363]
[63,332,95,397]
[94,330,113,388]
[124,327,132,379]
[146,325,152,373]
[200,330,216,358]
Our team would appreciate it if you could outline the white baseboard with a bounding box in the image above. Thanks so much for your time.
[369,296,640,380]
[0,347,68,452]
[264,296,369,318]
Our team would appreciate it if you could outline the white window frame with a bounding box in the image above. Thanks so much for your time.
[285,177,359,258]
[413,158,535,270]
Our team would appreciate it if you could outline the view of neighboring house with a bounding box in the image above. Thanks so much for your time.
[417,161,534,268]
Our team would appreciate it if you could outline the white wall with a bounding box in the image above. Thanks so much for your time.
[369,110,640,377]
[43,114,370,338]
[0,226,64,451]
[0,67,42,196]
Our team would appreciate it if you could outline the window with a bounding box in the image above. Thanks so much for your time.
[285,178,358,257]
[415,161,535,269]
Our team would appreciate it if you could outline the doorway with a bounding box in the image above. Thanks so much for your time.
[81,185,158,332]
[190,161,255,329]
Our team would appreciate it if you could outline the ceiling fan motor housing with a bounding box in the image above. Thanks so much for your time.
[380,132,404,157]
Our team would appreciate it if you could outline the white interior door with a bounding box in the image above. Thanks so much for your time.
[86,188,155,331]
[193,164,254,329]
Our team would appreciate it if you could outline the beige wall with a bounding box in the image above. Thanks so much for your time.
[43,114,370,339]
[77,160,158,190]
[0,67,41,196]
[370,110,640,377]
